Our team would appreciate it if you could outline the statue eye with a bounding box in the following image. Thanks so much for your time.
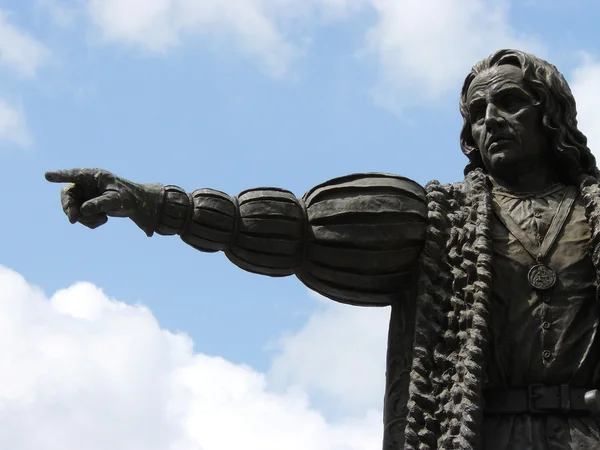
[500,94,525,110]
[470,105,485,123]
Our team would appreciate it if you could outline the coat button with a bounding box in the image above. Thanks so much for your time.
[542,350,552,359]
[542,321,551,330]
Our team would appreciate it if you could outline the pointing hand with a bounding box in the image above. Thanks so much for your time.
[45,168,145,229]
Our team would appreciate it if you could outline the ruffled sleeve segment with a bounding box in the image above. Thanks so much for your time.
[226,187,305,276]
[156,173,427,306]
[298,173,427,306]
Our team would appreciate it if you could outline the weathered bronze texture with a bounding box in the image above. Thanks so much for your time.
[46,49,600,449]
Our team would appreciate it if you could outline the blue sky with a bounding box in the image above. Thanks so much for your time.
[1,0,600,448]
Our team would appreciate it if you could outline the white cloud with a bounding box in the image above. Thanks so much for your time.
[268,292,389,416]
[86,0,298,77]
[82,0,541,105]
[84,0,364,77]
[0,266,383,450]
[570,53,600,160]
[0,100,33,147]
[0,10,50,77]
[363,0,543,112]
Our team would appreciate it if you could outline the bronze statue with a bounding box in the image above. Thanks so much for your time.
[46,49,600,449]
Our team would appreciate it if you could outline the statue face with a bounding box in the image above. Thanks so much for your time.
[466,64,548,178]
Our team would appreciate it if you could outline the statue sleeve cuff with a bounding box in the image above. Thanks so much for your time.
[131,182,165,237]
[155,185,193,236]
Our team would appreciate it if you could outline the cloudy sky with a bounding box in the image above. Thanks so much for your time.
[1,1,600,449]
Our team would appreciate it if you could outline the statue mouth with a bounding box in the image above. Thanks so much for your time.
[488,138,514,151]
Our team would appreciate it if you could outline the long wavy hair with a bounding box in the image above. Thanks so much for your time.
[458,49,597,181]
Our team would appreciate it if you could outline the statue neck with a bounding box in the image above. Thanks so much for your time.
[488,163,562,195]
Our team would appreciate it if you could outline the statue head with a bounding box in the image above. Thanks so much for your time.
[459,49,596,182]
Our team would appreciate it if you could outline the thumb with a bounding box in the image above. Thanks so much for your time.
[80,191,121,216]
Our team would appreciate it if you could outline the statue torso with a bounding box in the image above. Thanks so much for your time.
[482,185,600,449]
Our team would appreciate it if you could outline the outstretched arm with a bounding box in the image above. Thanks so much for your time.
[158,174,427,306]
[46,170,427,306]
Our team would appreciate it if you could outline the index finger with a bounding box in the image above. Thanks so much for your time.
[45,168,95,184]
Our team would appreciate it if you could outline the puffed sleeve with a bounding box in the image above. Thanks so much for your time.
[297,173,427,306]
[156,173,427,306]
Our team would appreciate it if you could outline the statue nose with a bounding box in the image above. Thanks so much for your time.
[484,104,504,131]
